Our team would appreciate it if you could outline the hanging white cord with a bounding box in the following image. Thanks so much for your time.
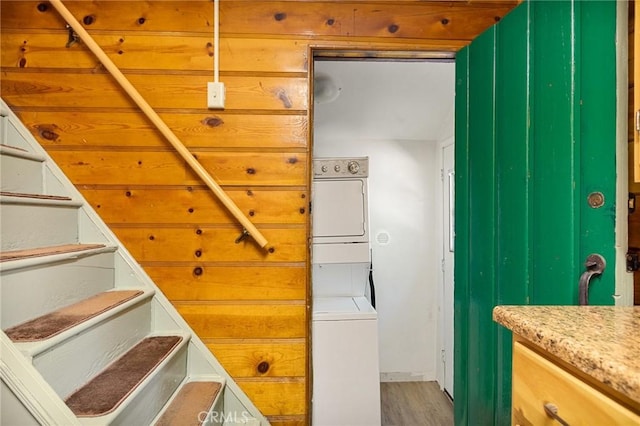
[214,0,219,83]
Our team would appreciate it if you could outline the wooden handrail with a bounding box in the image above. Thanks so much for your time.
[48,0,268,248]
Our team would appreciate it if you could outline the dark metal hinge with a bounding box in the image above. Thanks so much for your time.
[626,252,640,272]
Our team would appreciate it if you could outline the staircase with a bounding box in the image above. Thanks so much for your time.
[0,99,268,426]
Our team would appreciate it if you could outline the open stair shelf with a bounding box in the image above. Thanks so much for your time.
[0,98,267,426]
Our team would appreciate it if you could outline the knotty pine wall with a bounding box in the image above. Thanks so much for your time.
[0,1,518,423]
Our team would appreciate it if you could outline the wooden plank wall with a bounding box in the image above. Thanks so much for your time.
[0,1,518,424]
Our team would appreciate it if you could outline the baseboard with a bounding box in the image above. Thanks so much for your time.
[379,372,434,382]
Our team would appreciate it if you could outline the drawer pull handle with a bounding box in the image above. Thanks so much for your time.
[544,402,570,426]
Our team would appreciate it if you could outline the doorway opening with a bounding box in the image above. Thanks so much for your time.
[310,50,456,419]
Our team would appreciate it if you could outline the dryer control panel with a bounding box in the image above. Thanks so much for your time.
[313,157,369,179]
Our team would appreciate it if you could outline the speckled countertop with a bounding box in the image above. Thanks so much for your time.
[493,305,640,405]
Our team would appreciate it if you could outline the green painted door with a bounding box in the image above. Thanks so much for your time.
[454,1,617,424]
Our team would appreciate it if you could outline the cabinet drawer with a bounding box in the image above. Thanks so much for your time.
[512,342,640,426]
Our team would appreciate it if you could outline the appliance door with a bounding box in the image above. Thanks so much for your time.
[312,179,367,243]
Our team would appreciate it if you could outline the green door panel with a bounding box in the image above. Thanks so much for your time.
[578,0,617,305]
[453,45,470,426]
[454,1,617,424]
[467,26,497,426]
[494,4,531,422]
[530,0,579,305]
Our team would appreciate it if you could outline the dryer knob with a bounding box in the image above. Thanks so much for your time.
[348,161,360,174]
[321,165,328,173]
[334,164,341,172]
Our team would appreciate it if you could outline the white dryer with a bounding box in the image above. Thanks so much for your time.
[311,157,380,426]
[312,157,370,266]
[312,157,369,243]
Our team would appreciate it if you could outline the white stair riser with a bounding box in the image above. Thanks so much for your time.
[0,155,44,194]
[1,379,41,426]
[0,203,79,251]
[101,344,188,426]
[2,115,33,151]
[223,390,262,426]
[31,301,152,398]
[202,396,226,426]
[1,252,115,329]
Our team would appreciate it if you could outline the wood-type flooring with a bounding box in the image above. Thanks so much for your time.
[381,381,453,426]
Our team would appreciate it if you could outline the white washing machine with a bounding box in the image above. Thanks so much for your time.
[312,297,380,426]
[311,157,381,426]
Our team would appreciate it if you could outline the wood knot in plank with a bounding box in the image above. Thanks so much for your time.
[388,24,399,33]
[35,125,60,141]
[257,361,270,374]
[202,116,224,127]
[206,42,214,57]
[274,12,287,21]
[83,15,95,26]
[276,89,293,108]
[37,3,48,12]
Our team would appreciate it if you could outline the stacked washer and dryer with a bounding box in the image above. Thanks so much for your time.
[311,157,381,426]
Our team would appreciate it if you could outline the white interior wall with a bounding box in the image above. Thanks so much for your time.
[313,60,455,382]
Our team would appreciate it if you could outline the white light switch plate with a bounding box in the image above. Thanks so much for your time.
[207,82,226,109]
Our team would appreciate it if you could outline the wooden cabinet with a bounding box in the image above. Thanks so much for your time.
[512,341,640,425]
